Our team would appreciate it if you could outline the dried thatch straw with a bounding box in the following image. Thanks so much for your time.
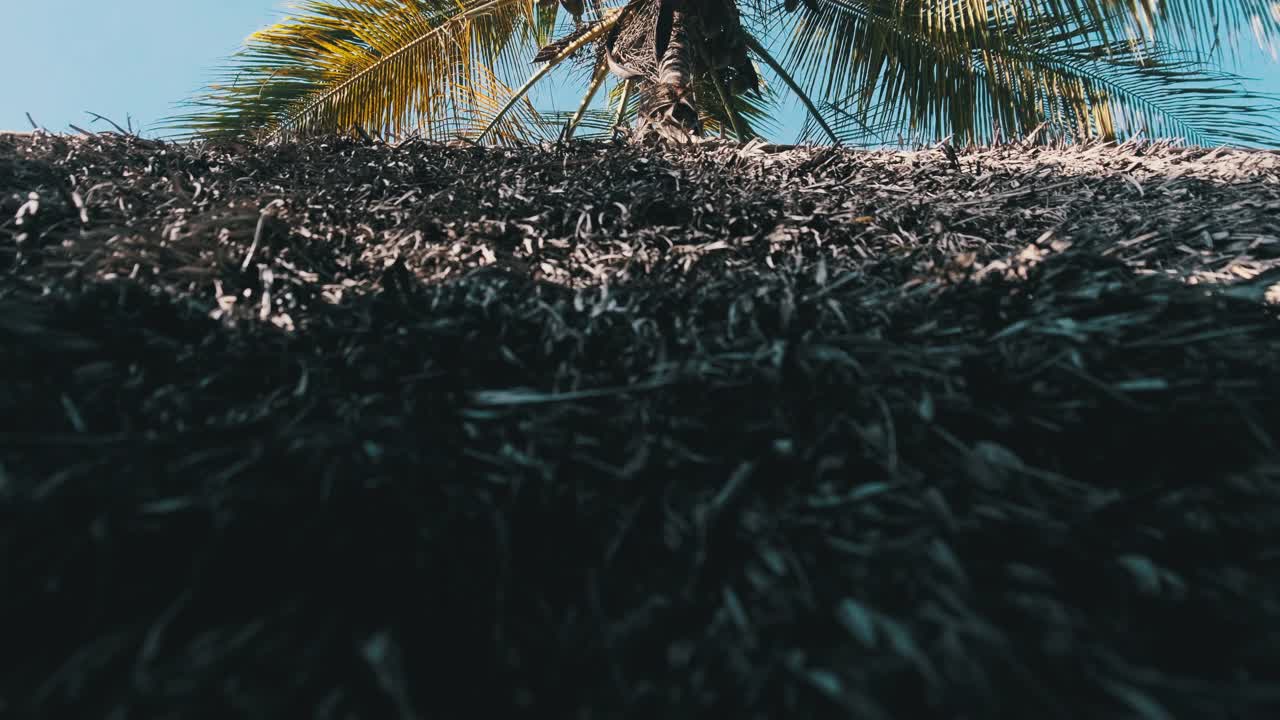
[2,130,1280,719]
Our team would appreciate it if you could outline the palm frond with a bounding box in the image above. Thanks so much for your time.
[778,0,1280,146]
[610,78,636,129]
[535,108,619,139]
[563,59,612,139]
[164,0,553,143]
[697,75,785,140]
[747,35,842,144]
[476,6,628,142]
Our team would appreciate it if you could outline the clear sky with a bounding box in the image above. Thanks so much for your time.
[3,1,1278,144]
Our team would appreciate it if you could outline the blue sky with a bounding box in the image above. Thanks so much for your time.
[3,1,1279,144]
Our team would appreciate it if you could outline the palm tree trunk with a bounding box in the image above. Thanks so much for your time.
[636,9,701,143]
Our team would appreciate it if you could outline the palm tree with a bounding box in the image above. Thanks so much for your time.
[169,0,1280,147]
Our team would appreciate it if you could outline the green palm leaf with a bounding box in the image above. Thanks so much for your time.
[775,0,1280,145]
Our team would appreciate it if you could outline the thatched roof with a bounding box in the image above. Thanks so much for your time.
[3,130,1280,719]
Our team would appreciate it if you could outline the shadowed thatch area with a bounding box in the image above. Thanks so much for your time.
[3,130,1280,719]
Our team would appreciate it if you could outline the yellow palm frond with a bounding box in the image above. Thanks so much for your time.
[167,0,559,143]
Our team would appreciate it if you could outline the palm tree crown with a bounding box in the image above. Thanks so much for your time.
[169,0,1280,147]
